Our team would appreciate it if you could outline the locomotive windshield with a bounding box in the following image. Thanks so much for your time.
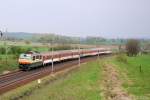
[19,54,32,59]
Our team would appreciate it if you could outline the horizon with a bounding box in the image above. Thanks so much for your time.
[4,31,150,39]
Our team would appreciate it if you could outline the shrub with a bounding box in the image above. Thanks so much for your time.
[24,40,31,45]
[0,56,2,60]
[9,46,21,54]
[0,47,5,54]
[126,39,140,56]
[116,54,127,63]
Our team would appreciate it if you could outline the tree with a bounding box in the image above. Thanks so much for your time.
[126,39,140,56]
[24,40,31,45]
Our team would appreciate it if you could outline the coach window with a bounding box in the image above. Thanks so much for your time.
[33,56,35,60]
[40,55,42,59]
[43,56,45,60]
[36,55,39,59]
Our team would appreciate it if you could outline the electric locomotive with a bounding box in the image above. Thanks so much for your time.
[18,51,43,70]
[18,48,111,70]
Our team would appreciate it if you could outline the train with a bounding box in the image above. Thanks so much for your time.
[18,48,111,70]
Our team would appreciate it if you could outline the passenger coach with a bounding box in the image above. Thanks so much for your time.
[18,48,111,70]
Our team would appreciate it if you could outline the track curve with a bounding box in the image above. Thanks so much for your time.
[0,54,110,94]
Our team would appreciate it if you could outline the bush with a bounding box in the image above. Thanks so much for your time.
[0,56,2,60]
[126,39,140,56]
[116,54,127,63]
[24,40,31,45]
[0,47,5,54]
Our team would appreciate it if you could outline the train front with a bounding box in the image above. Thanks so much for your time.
[18,53,32,70]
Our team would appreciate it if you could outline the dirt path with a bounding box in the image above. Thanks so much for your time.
[101,63,133,100]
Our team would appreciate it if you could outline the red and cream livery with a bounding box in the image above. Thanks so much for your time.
[18,48,111,70]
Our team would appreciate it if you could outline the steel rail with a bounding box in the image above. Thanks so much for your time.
[0,54,110,94]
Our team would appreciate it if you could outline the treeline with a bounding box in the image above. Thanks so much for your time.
[3,32,128,45]
[33,34,128,45]
[2,32,150,45]
[34,34,79,44]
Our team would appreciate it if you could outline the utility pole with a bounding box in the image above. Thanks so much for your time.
[0,30,2,44]
[51,38,54,73]
[5,28,8,65]
[0,30,2,38]
[78,37,81,66]
[0,29,8,65]
[96,37,100,59]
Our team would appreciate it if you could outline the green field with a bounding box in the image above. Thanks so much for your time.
[1,60,102,100]
[24,61,101,100]
[111,54,150,99]
[1,54,150,100]
[0,55,18,73]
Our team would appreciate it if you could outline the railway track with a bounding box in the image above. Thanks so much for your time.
[0,55,109,94]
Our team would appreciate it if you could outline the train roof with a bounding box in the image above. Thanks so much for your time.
[20,48,109,56]
[41,49,78,55]
[40,48,107,55]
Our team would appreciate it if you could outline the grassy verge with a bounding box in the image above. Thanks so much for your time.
[111,54,150,99]
[2,54,150,99]
[0,60,102,100]
[0,55,18,74]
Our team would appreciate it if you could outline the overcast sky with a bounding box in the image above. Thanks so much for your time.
[0,0,150,38]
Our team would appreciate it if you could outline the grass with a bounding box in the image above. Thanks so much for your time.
[0,55,18,74]
[1,54,150,99]
[0,60,102,100]
[23,61,102,100]
[111,54,150,99]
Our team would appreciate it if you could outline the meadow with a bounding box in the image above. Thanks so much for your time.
[1,54,150,100]
[1,60,102,100]
[112,54,150,99]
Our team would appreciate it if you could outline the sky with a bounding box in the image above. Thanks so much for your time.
[0,0,150,38]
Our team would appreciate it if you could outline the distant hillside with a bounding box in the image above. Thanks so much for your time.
[2,32,149,45]
[0,32,128,45]
[4,32,34,39]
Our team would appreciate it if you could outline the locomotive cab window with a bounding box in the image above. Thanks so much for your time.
[19,54,32,60]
